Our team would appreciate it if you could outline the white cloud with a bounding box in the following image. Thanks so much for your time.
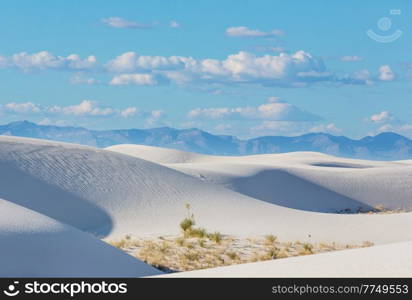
[214,51,326,82]
[120,107,138,118]
[7,51,97,71]
[352,69,370,81]
[106,52,191,73]
[0,49,398,88]
[368,111,394,123]
[226,26,283,37]
[0,101,165,123]
[70,73,99,85]
[102,17,151,29]
[187,97,321,122]
[2,102,41,113]
[145,110,165,126]
[379,65,395,81]
[66,54,97,69]
[367,111,412,138]
[109,73,159,86]
[106,52,138,73]
[150,110,164,118]
[48,100,115,116]
[188,107,231,119]
[106,50,329,87]
[340,56,363,62]
[0,55,8,68]
[170,20,180,28]
[341,69,374,85]
[376,123,412,138]
[309,123,342,134]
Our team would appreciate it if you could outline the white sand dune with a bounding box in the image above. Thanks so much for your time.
[1,138,412,277]
[0,136,409,245]
[159,241,412,278]
[108,144,412,212]
[0,199,161,277]
[106,144,210,164]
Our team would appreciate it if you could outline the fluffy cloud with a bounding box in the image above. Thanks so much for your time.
[109,73,161,86]
[226,26,283,37]
[309,123,342,134]
[367,111,412,138]
[340,56,363,62]
[119,107,138,118]
[2,102,41,113]
[368,111,394,123]
[376,123,412,138]
[106,50,329,87]
[339,69,373,85]
[150,110,164,118]
[0,51,97,71]
[0,100,145,119]
[0,50,398,88]
[378,65,395,81]
[106,52,191,73]
[341,65,396,85]
[187,97,321,122]
[102,17,152,29]
[207,51,327,84]
[48,100,115,116]
[145,110,165,126]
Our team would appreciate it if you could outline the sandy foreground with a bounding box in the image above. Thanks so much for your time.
[0,136,411,277]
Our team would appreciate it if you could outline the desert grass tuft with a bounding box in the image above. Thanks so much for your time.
[265,234,277,245]
[208,232,222,244]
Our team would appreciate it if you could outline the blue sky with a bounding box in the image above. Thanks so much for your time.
[0,0,411,138]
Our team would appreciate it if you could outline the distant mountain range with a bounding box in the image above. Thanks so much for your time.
[1,120,412,160]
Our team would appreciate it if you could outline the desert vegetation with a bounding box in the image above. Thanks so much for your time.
[107,204,374,272]
[336,205,406,214]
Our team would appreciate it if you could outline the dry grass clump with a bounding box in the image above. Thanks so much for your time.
[107,234,140,249]
[362,241,375,247]
[265,234,277,245]
[105,204,375,272]
[180,218,196,233]
[110,235,375,272]
[207,232,222,244]
[337,205,406,214]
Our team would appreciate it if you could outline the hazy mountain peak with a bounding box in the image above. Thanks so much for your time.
[0,121,410,160]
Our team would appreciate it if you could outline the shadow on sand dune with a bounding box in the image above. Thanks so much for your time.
[310,162,372,169]
[228,169,374,213]
[0,161,113,236]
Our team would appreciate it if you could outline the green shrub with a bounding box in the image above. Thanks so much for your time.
[265,234,277,244]
[190,227,207,238]
[266,247,279,259]
[303,243,313,253]
[180,217,195,232]
[227,251,238,260]
[198,239,206,248]
[208,232,222,244]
